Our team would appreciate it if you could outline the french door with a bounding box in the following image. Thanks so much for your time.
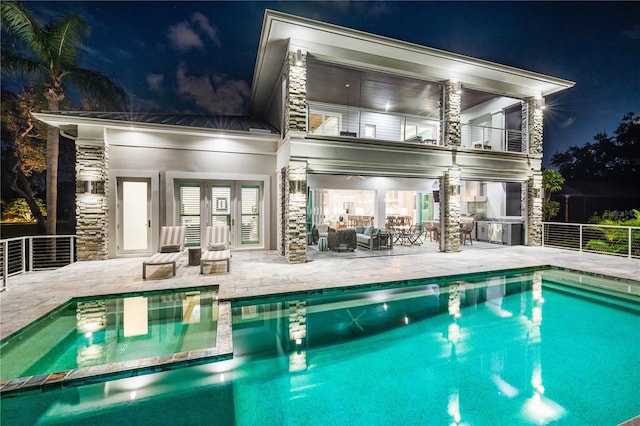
[177,181,262,249]
[117,178,152,254]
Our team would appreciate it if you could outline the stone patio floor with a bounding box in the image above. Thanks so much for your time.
[2,242,639,340]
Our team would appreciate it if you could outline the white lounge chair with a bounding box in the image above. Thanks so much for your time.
[200,225,231,274]
[142,226,186,279]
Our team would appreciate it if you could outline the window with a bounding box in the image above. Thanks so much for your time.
[240,186,260,244]
[179,184,201,246]
[365,124,376,138]
[505,182,522,216]
[309,112,340,135]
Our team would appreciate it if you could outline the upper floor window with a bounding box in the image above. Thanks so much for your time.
[309,112,340,136]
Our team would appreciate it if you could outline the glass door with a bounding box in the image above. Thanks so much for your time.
[239,185,260,245]
[211,185,232,228]
[117,178,151,254]
[210,184,232,246]
[177,181,262,249]
[179,184,202,247]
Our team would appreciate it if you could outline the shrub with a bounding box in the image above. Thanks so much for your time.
[1,198,47,222]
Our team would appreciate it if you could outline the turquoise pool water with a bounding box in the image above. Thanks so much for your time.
[0,287,219,381]
[2,268,639,425]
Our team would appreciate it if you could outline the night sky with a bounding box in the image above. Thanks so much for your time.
[5,1,640,165]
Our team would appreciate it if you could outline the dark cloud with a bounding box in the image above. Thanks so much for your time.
[175,63,250,115]
[147,74,164,93]
[167,12,221,52]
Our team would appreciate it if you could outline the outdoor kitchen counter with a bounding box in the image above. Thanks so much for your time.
[475,220,524,245]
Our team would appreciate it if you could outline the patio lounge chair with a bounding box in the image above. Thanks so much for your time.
[142,226,186,279]
[200,225,231,274]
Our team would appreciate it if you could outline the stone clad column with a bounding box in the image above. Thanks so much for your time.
[522,98,544,155]
[75,135,109,261]
[440,167,461,253]
[526,172,543,246]
[442,81,462,147]
[439,81,462,253]
[285,49,307,134]
[285,163,308,264]
[522,98,544,245]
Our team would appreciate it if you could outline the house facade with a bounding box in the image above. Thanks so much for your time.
[34,10,574,264]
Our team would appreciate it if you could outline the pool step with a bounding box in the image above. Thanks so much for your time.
[542,280,640,315]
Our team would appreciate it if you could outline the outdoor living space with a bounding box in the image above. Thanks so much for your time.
[2,245,639,341]
[307,174,525,252]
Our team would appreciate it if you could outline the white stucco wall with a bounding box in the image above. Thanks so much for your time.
[106,128,279,252]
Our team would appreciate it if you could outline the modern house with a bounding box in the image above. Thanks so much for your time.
[33,10,575,264]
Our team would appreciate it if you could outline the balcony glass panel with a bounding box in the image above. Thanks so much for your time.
[308,103,441,145]
[460,124,525,152]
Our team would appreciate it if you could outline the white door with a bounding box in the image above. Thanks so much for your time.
[117,178,151,254]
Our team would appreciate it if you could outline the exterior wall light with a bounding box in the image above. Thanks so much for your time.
[295,49,303,66]
[85,180,95,194]
[537,97,546,111]
[289,179,306,194]
[454,81,463,95]
[83,179,103,194]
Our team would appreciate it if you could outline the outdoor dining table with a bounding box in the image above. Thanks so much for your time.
[392,225,413,246]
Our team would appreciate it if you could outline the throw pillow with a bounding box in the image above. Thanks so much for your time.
[209,243,226,251]
[355,226,365,234]
[160,244,180,253]
[365,226,375,236]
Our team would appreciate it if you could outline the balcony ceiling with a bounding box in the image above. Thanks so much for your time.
[307,59,499,116]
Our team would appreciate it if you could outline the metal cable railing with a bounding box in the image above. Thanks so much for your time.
[1,235,76,291]
[542,222,640,259]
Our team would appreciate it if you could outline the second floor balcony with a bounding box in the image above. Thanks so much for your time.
[307,103,527,153]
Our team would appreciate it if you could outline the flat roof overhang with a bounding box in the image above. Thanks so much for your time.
[250,10,575,116]
[31,112,281,143]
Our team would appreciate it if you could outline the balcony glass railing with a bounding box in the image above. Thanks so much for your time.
[461,124,526,152]
[307,103,442,145]
[307,103,528,153]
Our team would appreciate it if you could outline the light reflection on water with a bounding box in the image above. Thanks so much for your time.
[2,270,639,425]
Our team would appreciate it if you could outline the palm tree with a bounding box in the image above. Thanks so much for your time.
[1,1,127,235]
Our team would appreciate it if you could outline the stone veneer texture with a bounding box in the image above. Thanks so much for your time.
[279,167,286,256]
[526,172,543,246]
[286,51,307,133]
[75,144,109,260]
[523,98,544,156]
[442,81,461,147]
[441,168,461,253]
[284,164,308,264]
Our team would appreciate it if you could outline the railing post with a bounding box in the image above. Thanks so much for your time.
[1,240,7,292]
[28,237,34,271]
[629,227,632,259]
[21,237,26,274]
[70,235,75,264]
[579,224,583,252]
[503,129,507,151]
[541,222,545,246]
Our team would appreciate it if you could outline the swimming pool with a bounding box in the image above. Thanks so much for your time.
[0,286,232,390]
[2,267,639,425]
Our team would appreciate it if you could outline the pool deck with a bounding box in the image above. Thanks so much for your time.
[2,242,639,341]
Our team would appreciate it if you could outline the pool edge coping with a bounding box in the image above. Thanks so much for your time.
[0,301,233,398]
